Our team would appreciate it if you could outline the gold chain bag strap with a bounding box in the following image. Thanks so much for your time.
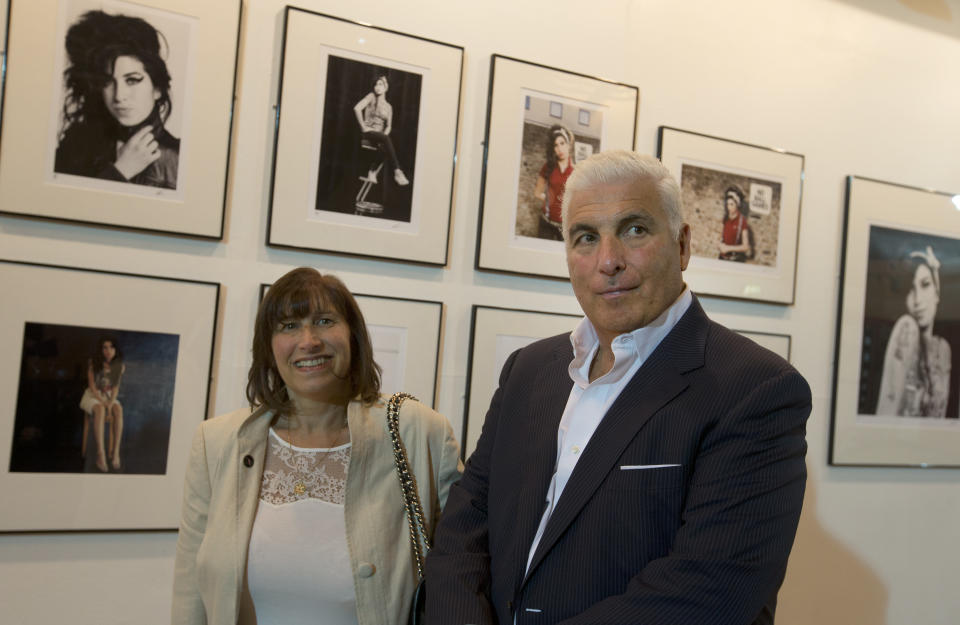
[386,392,429,625]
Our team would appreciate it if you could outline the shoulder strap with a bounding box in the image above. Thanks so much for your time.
[386,391,430,580]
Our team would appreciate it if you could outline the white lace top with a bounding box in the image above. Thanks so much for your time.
[245,428,356,625]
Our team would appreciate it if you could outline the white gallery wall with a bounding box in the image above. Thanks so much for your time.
[1,0,959,623]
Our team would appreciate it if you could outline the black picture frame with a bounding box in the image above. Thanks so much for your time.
[657,126,804,304]
[830,175,960,467]
[475,54,639,279]
[0,0,242,240]
[267,7,463,265]
[0,259,220,531]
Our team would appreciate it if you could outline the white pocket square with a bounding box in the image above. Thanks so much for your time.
[620,464,681,470]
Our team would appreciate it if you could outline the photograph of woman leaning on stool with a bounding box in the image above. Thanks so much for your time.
[171,267,462,625]
[314,56,422,223]
[353,74,410,188]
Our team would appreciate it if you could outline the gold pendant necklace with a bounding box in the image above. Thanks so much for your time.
[287,420,345,498]
[287,422,308,496]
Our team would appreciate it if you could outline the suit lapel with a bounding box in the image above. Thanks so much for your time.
[509,339,573,591]
[522,299,710,583]
[234,407,273,586]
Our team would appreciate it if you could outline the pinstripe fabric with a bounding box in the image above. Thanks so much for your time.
[426,297,810,625]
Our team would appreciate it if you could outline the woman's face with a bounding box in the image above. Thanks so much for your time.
[101,341,116,364]
[373,77,388,95]
[907,263,939,330]
[102,55,160,127]
[270,306,353,407]
[554,134,570,161]
[725,194,740,219]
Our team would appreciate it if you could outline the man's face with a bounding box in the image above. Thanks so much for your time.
[565,177,690,347]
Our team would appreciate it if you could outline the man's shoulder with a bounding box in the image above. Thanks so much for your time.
[701,319,807,392]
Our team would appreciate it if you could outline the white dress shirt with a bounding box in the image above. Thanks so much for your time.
[523,287,692,575]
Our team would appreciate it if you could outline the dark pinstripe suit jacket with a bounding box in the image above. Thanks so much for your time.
[426,298,810,625]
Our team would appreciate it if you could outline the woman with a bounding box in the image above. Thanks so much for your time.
[54,10,179,189]
[172,268,462,625]
[353,74,410,186]
[532,124,575,241]
[718,185,754,262]
[877,246,952,418]
[79,336,125,472]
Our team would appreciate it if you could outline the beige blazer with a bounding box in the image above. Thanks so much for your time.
[171,395,463,625]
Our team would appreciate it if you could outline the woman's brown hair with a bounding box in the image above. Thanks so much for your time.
[246,268,381,411]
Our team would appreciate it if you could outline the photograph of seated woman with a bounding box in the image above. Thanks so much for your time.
[718,185,754,261]
[353,74,410,187]
[79,336,125,473]
[54,10,179,189]
[532,124,575,241]
[172,267,462,625]
[877,246,953,418]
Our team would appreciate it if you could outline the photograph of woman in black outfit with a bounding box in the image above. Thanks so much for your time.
[315,55,422,223]
[54,9,180,190]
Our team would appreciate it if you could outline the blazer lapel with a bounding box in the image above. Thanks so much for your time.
[522,299,710,583]
[509,340,573,591]
[234,407,273,587]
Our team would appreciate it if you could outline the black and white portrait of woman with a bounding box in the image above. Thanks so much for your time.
[51,1,193,191]
[859,226,960,419]
[315,54,422,223]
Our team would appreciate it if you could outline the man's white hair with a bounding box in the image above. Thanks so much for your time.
[561,150,683,237]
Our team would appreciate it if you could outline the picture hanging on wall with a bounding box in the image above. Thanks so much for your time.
[734,330,791,362]
[476,54,639,278]
[0,260,220,531]
[0,0,7,105]
[831,176,960,467]
[260,284,443,407]
[0,0,241,239]
[657,126,804,304]
[268,7,463,265]
[462,305,580,458]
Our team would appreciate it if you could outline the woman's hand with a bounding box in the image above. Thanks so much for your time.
[114,125,161,180]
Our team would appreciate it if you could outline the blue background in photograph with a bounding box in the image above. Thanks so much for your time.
[10,322,180,474]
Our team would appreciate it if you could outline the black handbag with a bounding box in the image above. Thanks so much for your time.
[386,392,429,625]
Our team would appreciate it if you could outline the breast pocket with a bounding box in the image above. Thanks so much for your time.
[600,465,686,555]
[607,464,684,491]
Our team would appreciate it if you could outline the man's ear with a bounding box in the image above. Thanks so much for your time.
[678,223,692,271]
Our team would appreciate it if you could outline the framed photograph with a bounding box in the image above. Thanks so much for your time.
[476,54,639,278]
[260,284,443,407]
[0,0,240,239]
[268,7,463,265]
[657,126,804,304]
[462,305,580,458]
[0,260,219,531]
[830,176,960,467]
[735,330,791,361]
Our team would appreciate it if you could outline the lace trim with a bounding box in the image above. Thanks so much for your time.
[259,428,350,505]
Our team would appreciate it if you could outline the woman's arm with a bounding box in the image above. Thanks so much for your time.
[383,101,393,136]
[353,93,375,132]
[108,364,126,404]
[877,314,920,415]
[86,360,99,396]
[172,424,213,625]
[534,175,547,203]
[114,125,161,180]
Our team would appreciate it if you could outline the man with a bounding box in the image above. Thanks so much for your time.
[426,151,810,624]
